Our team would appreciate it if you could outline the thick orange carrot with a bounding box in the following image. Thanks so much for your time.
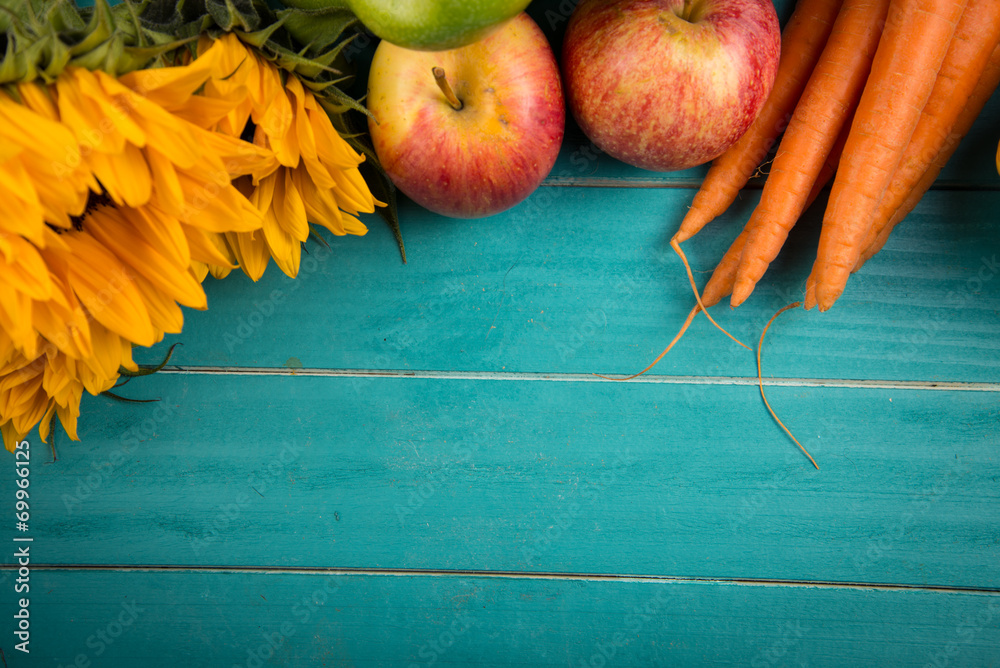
[699,113,851,309]
[728,0,889,307]
[853,40,1000,270]
[805,0,970,311]
[671,0,843,243]
[701,227,752,307]
[850,3,1000,267]
[802,108,852,210]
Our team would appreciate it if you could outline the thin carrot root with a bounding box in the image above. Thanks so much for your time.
[758,301,819,469]
[671,239,751,350]
[593,304,701,381]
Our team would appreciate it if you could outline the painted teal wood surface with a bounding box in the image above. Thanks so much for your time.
[15,569,1000,667]
[132,188,1000,383]
[2,373,998,590]
[3,0,1000,665]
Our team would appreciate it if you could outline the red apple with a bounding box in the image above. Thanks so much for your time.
[366,12,565,219]
[561,0,780,172]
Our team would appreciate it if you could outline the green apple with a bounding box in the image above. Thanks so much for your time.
[280,0,533,51]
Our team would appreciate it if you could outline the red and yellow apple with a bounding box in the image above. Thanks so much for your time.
[366,12,565,219]
[561,0,781,172]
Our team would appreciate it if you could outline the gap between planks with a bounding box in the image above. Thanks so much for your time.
[149,365,1000,393]
[540,178,1000,191]
[6,564,1000,595]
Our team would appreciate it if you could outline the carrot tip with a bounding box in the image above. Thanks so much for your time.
[758,300,819,469]
[670,239,751,350]
[601,304,701,381]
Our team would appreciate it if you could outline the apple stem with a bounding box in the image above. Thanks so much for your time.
[432,67,464,111]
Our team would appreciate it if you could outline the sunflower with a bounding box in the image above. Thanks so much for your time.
[0,39,279,448]
[1,2,392,450]
[179,34,379,281]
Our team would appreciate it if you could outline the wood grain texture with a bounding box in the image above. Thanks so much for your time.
[4,373,997,590]
[132,188,1000,383]
[10,569,1000,667]
[6,1,1000,666]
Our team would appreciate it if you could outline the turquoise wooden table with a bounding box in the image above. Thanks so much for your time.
[3,1,1000,665]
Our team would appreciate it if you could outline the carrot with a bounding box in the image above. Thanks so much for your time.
[698,113,852,309]
[802,108,852,210]
[757,301,819,469]
[853,40,1000,269]
[701,228,751,308]
[671,0,843,243]
[594,305,701,381]
[804,0,971,311]
[728,0,890,307]
[850,4,1000,269]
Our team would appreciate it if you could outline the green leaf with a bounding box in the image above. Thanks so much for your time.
[118,342,182,378]
[205,0,258,33]
[233,14,285,49]
[278,6,358,54]
[67,0,113,56]
[317,84,369,119]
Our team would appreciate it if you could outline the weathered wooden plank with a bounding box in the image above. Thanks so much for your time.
[6,568,999,667]
[132,188,1000,383]
[5,374,997,589]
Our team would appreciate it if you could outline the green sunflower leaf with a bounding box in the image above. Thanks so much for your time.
[205,0,259,33]
[278,6,358,55]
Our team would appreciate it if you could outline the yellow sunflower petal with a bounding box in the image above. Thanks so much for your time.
[43,230,156,347]
[80,321,128,394]
[88,142,152,207]
[0,232,54,300]
[295,168,345,235]
[35,400,57,445]
[118,40,222,109]
[54,390,82,441]
[0,289,36,357]
[133,273,186,333]
[306,102,365,170]
[183,225,237,268]
[145,146,186,216]
[176,168,264,233]
[226,230,270,281]
[0,86,83,157]
[79,70,147,147]
[261,201,301,278]
[274,167,309,242]
[0,159,46,244]
[16,80,58,119]
[85,207,207,310]
[55,70,128,154]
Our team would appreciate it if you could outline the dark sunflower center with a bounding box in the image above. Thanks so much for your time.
[240,119,257,144]
[67,189,114,231]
